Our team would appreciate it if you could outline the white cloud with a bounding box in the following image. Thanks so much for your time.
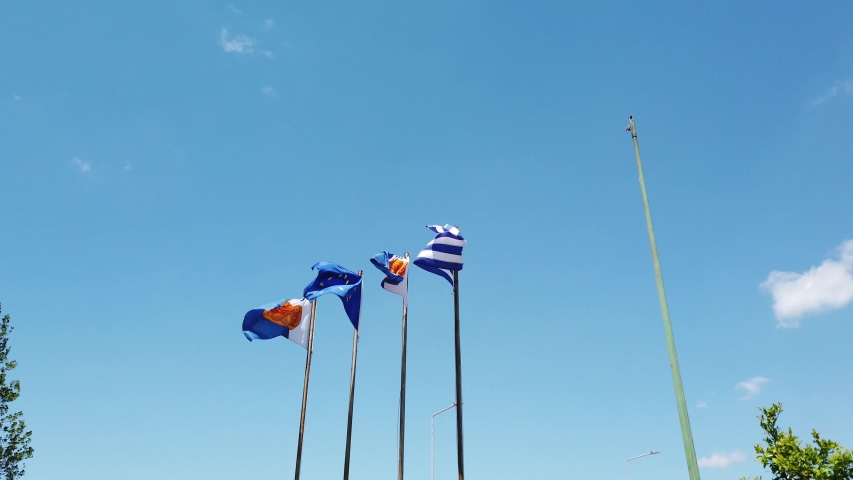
[264,19,275,29]
[124,163,132,171]
[228,4,242,14]
[736,377,769,400]
[13,95,23,101]
[72,157,91,173]
[760,241,853,327]
[696,401,708,409]
[262,50,273,58]
[261,86,277,97]
[812,81,853,106]
[220,27,255,54]
[697,451,747,468]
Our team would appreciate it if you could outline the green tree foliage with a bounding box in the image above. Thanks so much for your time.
[741,403,853,480]
[0,305,33,480]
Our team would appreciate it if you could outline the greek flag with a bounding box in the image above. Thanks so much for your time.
[413,224,465,286]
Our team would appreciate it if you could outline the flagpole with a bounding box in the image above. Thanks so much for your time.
[342,270,363,480]
[452,270,465,480]
[397,253,410,480]
[294,300,318,480]
[627,116,701,480]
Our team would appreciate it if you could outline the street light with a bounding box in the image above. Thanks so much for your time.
[626,451,660,480]
[431,402,457,480]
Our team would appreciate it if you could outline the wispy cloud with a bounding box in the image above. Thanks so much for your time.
[124,163,132,171]
[72,157,92,173]
[697,451,747,468]
[228,4,242,14]
[261,86,278,98]
[760,241,853,327]
[696,401,708,409]
[736,377,769,400]
[220,27,255,54]
[13,95,23,101]
[812,81,853,106]
[264,19,275,29]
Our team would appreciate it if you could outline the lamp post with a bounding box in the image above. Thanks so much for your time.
[626,451,660,480]
[431,402,457,480]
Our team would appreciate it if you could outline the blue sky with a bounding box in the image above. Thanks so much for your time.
[2,1,853,479]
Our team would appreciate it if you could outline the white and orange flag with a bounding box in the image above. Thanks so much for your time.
[370,251,409,301]
[242,298,312,348]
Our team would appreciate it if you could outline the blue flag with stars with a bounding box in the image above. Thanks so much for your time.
[303,262,363,330]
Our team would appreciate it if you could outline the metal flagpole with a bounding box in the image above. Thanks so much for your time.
[627,116,701,480]
[294,300,318,480]
[397,253,410,480]
[452,270,465,480]
[342,270,363,480]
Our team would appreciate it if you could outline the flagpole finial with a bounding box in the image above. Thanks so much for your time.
[626,116,637,135]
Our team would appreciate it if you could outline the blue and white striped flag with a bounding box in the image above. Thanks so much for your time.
[413,224,465,286]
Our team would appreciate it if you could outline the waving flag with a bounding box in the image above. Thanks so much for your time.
[370,251,409,299]
[414,225,465,286]
[242,297,312,347]
[303,262,363,329]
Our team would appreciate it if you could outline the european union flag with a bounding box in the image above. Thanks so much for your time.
[303,262,363,330]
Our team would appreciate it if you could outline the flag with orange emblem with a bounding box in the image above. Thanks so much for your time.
[242,297,312,347]
[370,251,409,300]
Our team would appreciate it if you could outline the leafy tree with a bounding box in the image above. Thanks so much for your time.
[741,403,853,480]
[0,305,33,479]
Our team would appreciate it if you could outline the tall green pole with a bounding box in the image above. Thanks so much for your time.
[627,116,701,480]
